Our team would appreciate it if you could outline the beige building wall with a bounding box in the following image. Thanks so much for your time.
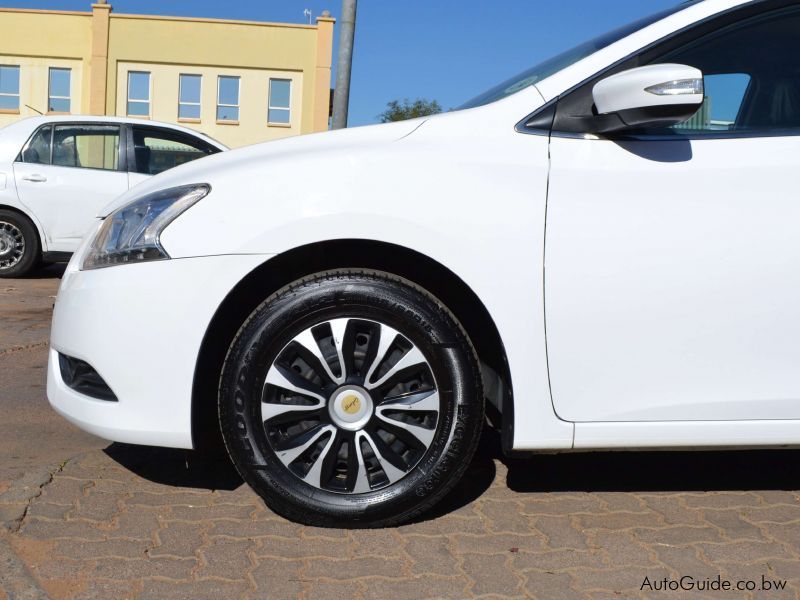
[0,9,91,127]
[0,5,334,147]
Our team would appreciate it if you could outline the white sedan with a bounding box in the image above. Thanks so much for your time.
[0,116,225,277]
[48,0,800,527]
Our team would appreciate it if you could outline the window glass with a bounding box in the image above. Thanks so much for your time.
[268,79,291,124]
[127,71,150,117]
[52,125,120,170]
[48,68,71,113]
[179,74,201,120]
[0,66,20,111]
[217,76,239,121]
[19,126,51,164]
[132,126,217,175]
[650,6,800,134]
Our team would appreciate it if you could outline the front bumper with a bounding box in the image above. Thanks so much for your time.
[47,253,271,449]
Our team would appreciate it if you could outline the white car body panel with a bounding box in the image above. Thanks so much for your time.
[0,115,226,255]
[49,0,800,453]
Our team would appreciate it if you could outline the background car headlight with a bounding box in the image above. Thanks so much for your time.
[82,184,209,270]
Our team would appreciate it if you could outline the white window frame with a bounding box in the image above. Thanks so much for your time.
[216,75,240,122]
[47,67,71,114]
[178,74,202,121]
[268,78,292,125]
[0,65,20,112]
[127,71,151,118]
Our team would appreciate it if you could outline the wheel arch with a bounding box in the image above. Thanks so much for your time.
[191,239,514,454]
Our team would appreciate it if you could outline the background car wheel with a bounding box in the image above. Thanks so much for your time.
[218,270,484,528]
[0,210,40,278]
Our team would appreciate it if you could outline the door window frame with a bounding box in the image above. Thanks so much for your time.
[516,0,800,141]
[16,122,127,173]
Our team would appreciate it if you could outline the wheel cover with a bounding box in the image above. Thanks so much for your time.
[0,221,25,270]
[261,317,440,494]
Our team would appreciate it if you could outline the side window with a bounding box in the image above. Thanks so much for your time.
[131,126,216,175]
[651,5,800,134]
[18,125,52,164]
[52,125,120,171]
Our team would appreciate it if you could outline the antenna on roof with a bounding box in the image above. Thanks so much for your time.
[25,104,43,115]
[303,8,312,24]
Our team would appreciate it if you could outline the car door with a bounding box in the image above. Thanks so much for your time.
[14,123,127,252]
[545,2,800,423]
[127,125,220,188]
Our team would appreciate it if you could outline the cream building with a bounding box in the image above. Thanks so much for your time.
[0,2,335,147]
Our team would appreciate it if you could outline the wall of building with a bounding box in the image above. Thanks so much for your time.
[0,10,91,127]
[0,5,334,147]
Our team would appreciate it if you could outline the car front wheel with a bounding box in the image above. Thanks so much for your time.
[218,270,484,527]
[0,210,39,278]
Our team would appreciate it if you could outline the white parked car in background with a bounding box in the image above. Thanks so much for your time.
[49,0,800,527]
[0,116,226,277]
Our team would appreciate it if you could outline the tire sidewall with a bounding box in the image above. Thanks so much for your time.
[0,210,40,278]
[219,272,482,526]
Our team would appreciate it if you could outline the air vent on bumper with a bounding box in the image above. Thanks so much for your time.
[58,353,118,402]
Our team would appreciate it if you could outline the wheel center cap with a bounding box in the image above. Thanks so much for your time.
[329,385,373,431]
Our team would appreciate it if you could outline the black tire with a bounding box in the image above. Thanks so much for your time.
[0,209,40,278]
[218,270,484,528]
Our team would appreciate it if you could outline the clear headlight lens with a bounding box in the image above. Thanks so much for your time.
[82,184,209,270]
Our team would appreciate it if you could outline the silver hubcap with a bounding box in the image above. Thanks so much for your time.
[261,318,440,494]
[0,221,24,270]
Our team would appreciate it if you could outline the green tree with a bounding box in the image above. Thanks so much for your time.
[378,98,442,123]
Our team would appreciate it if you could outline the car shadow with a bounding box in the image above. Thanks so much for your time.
[104,442,244,491]
[503,445,800,493]
[104,429,800,523]
[21,263,67,279]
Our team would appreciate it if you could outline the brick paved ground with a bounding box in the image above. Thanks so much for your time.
[3,271,800,598]
[3,438,800,599]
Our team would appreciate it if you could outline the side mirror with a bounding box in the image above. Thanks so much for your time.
[592,64,704,133]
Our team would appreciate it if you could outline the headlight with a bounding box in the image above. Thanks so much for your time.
[82,184,209,270]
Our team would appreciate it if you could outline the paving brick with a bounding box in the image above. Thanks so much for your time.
[531,515,589,550]
[73,491,122,522]
[21,517,105,541]
[634,526,724,545]
[598,493,648,513]
[452,532,545,555]
[592,530,656,568]
[702,508,766,541]
[524,571,580,599]
[513,549,607,572]
[24,502,72,520]
[361,575,466,600]
[404,535,459,576]
[126,491,214,508]
[90,556,196,580]
[478,500,526,533]
[742,505,800,524]
[53,538,150,559]
[305,556,408,580]
[461,553,522,597]
[140,578,251,599]
[167,503,255,522]
[520,496,605,516]
[639,494,704,526]
[698,541,793,563]
[255,534,350,560]
[250,558,304,597]
[197,536,256,580]
[211,518,303,539]
[682,493,762,509]
[104,506,163,540]
[399,515,488,536]
[305,579,364,600]
[150,522,206,558]
[570,567,671,593]
[577,511,663,531]
[350,529,405,558]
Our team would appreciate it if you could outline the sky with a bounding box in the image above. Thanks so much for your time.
[10,0,681,126]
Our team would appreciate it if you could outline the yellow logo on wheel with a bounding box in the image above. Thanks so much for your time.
[342,395,361,414]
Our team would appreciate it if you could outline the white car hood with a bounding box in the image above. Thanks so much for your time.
[97,118,428,217]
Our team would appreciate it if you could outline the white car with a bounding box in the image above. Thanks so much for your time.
[0,116,226,277]
[48,0,800,527]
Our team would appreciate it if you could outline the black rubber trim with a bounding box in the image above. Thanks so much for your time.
[42,251,72,264]
[58,353,118,402]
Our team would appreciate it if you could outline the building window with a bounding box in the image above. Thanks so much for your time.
[268,78,291,125]
[178,74,201,120]
[48,68,71,113]
[217,76,239,122]
[127,71,151,117]
[0,66,20,112]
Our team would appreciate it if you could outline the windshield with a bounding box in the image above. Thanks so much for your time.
[459,1,699,110]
